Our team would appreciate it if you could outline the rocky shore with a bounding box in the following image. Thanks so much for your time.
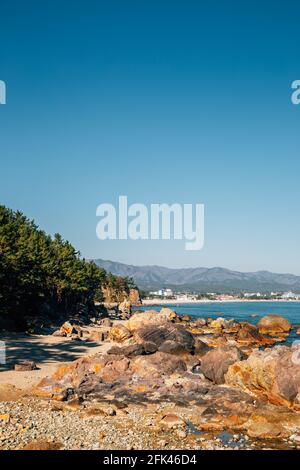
[1,307,300,450]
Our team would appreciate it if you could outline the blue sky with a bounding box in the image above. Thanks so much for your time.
[1,1,300,273]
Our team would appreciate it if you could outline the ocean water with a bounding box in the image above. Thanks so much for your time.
[135,301,300,345]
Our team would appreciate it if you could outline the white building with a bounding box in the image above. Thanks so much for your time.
[281,291,297,299]
[149,288,174,297]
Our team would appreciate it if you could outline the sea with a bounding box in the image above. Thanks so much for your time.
[134,301,300,346]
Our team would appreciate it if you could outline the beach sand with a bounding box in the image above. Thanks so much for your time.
[0,327,111,391]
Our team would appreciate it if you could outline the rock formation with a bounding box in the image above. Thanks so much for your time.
[257,314,292,335]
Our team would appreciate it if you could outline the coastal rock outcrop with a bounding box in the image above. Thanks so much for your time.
[244,405,300,439]
[126,309,176,332]
[194,337,211,356]
[134,324,195,354]
[160,307,177,319]
[128,288,142,305]
[200,345,245,384]
[107,343,146,357]
[236,322,274,346]
[57,321,76,337]
[257,314,292,335]
[225,344,300,407]
[118,300,132,319]
[131,351,187,378]
[34,351,193,401]
[209,317,236,330]
[108,324,132,342]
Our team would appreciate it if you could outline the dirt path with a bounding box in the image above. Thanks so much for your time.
[0,328,111,390]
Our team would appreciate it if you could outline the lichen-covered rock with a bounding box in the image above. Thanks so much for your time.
[60,321,76,336]
[200,345,245,384]
[180,315,191,322]
[257,314,291,335]
[209,317,236,330]
[244,405,300,439]
[108,324,132,342]
[225,344,300,407]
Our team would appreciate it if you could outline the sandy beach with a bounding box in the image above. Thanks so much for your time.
[1,309,300,450]
[0,326,111,391]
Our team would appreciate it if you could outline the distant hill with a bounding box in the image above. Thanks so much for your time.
[93,259,300,293]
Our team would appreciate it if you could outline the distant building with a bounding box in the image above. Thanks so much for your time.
[149,288,174,297]
[244,292,261,298]
[174,293,197,301]
[281,291,297,299]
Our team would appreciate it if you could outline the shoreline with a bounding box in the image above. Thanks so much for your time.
[1,309,300,450]
[141,298,300,306]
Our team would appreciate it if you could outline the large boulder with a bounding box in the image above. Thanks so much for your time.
[134,324,195,354]
[108,324,132,342]
[14,360,37,371]
[236,322,274,346]
[200,345,245,384]
[34,350,188,401]
[160,307,177,319]
[209,317,236,330]
[131,351,187,378]
[194,337,211,356]
[126,309,175,332]
[87,330,108,342]
[257,314,291,335]
[194,318,207,327]
[107,343,146,357]
[60,321,76,336]
[244,406,300,439]
[34,354,132,400]
[225,344,300,407]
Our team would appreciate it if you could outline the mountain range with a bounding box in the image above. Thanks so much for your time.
[93,259,300,293]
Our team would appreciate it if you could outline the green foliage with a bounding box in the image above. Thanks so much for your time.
[0,205,132,323]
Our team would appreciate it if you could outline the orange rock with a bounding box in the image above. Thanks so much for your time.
[22,440,62,450]
[257,314,291,335]
[0,414,10,423]
[108,324,132,342]
[225,345,300,408]
[126,309,176,332]
[60,321,75,336]
[236,322,274,346]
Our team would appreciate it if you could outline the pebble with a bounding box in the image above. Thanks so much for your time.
[0,397,293,450]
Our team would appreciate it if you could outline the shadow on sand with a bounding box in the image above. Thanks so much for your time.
[0,333,101,371]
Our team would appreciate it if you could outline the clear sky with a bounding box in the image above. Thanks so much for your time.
[1,1,300,273]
